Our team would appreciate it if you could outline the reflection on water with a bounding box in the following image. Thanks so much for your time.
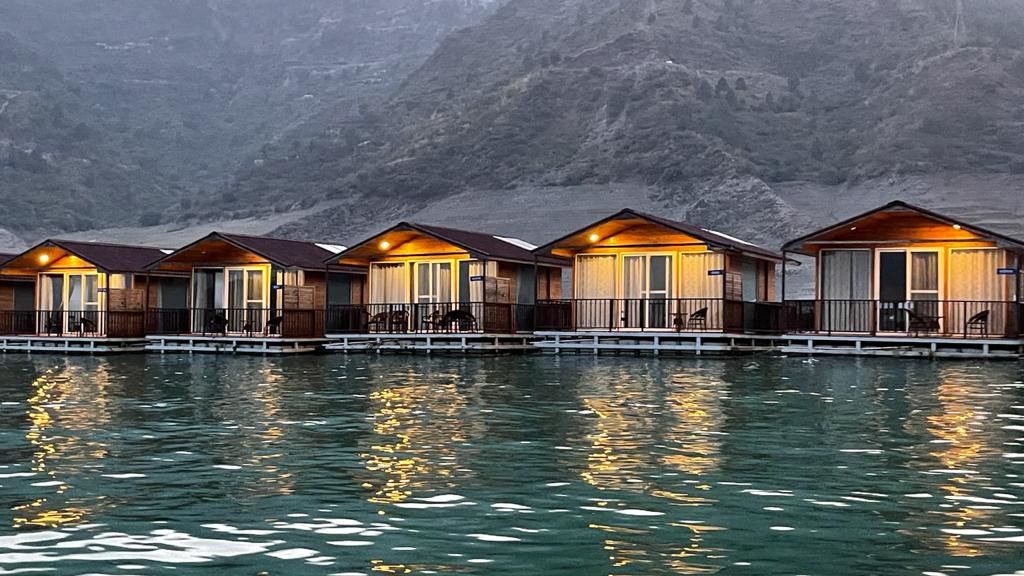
[0,355,1022,576]
[13,363,113,529]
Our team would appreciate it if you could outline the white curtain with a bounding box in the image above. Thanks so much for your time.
[575,255,616,329]
[436,263,452,303]
[370,263,407,304]
[622,256,644,299]
[679,252,724,298]
[575,255,616,299]
[950,249,1007,334]
[819,250,872,332]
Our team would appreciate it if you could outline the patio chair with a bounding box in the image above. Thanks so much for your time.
[672,312,687,332]
[207,313,229,336]
[442,309,477,333]
[77,316,98,336]
[687,307,709,331]
[265,315,284,336]
[421,309,444,333]
[367,311,389,333]
[965,309,990,337]
[904,308,941,336]
[44,313,62,336]
[389,310,410,333]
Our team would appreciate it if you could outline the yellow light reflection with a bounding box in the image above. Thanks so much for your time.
[13,364,110,529]
[579,370,725,575]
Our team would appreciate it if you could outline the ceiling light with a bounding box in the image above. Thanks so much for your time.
[953,224,962,230]
[589,233,600,242]
[379,240,391,250]
[38,254,49,264]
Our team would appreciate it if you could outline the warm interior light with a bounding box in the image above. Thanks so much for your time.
[379,240,391,250]
[588,233,600,242]
[38,254,49,265]
[849,226,857,231]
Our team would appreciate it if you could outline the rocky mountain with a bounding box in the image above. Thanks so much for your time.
[0,0,496,234]
[229,0,1024,250]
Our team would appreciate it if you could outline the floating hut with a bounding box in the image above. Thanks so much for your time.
[324,222,566,352]
[0,240,185,352]
[780,201,1024,358]
[145,232,359,354]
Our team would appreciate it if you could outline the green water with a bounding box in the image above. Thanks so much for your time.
[0,354,1022,575]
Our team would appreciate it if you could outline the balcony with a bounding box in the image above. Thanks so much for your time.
[534,298,784,334]
[783,299,1023,339]
[145,308,324,339]
[0,310,147,338]
[326,302,535,335]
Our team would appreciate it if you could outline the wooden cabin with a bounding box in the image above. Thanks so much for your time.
[531,209,785,333]
[147,232,363,338]
[328,223,566,334]
[782,201,1024,338]
[0,240,185,338]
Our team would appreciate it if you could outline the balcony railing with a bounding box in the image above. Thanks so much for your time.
[146,308,323,339]
[783,299,1023,338]
[534,298,784,334]
[0,310,146,338]
[326,302,534,335]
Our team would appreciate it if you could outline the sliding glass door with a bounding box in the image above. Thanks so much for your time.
[38,272,101,335]
[192,267,266,333]
[877,249,940,332]
[622,254,672,329]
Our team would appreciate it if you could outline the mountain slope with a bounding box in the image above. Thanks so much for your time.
[231,0,1024,247]
[0,0,497,233]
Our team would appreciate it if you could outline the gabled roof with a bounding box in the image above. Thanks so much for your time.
[148,232,343,271]
[532,208,785,262]
[3,239,174,274]
[333,222,568,266]
[781,200,1024,255]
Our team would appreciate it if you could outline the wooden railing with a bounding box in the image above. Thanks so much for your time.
[782,299,1023,338]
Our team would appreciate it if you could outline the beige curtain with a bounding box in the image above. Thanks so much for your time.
[575,255,616,329]
[949,249,1007,335]
[370,263,407,304]
[679,252,724,298]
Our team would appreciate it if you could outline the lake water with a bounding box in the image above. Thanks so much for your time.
[0,354,1022,575]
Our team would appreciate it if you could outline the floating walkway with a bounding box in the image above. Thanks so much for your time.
[0,336,149,354]
[324,333,538,354]
[533,331,1024,359]
[146,335,329,355]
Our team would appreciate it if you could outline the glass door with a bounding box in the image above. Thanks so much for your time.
[415,262,452,329]
[39,274,64,334]
[877,250,941,333]
[192,268,224,333]
[622,255,672,329]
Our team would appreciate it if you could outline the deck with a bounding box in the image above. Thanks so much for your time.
[0,335,149,354]
[146,334,329,355]
[324,332,539,354]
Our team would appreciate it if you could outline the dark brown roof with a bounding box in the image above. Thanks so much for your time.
[44,240,172,273]
[335,222,568,266]
[533,208,785,262]
[217,233,340,269]
[781,200,1024,255]
[149,232,342,271]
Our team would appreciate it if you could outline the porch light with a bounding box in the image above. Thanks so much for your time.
[38,254,49,264]
[589,233,600,243]
[953,224,962,230]
[379,240,391,250]
[849,226,857,231]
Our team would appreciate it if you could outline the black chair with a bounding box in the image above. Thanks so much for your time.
[965,310,990,337]
[442,309,477,333]
[672,312,687,333]
[265,315,284,336]
[44,313,62,336]
[207,313,229,336]
[389,310,410,333]
[904,308,941,336]
[687,307,709,331]
[78,316,98,336]
[367,311,389,333]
